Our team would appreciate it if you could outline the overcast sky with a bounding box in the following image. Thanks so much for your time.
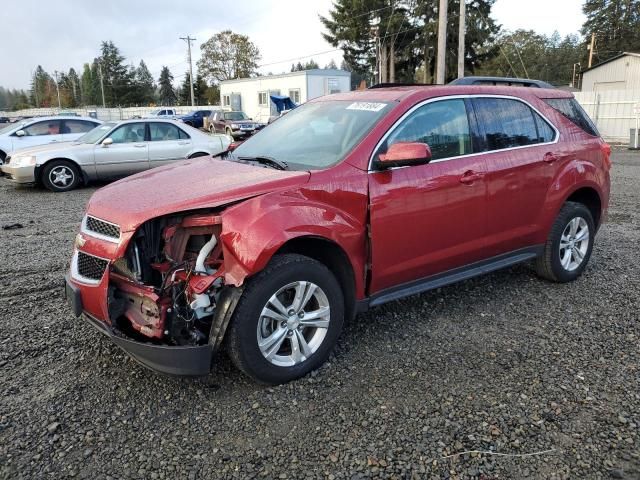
[0,0,586,90]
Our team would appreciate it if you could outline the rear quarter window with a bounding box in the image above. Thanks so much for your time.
[543,98,599,137]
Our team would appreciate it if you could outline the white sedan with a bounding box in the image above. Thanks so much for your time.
[0,115,102,164]
[1,119,231,192]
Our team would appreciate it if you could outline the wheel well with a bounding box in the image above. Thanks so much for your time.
[0,149,6,161]
[276,237,357,321]
[36,158,82,184]
[188,152,209,159]
[566,187,602,227]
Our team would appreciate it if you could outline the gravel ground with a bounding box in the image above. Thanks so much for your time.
[0,149,638,480]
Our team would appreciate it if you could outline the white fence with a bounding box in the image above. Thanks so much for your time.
[574,89,640,144]
[0,105,218,122]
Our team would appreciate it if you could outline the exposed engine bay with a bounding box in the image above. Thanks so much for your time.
[108,212,228,346]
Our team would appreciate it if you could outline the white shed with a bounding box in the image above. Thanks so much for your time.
[581,52,640,92]
[220,69,351,122]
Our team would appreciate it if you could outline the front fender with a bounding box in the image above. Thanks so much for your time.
[219,187,368,298]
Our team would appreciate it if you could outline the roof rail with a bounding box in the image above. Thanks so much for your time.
[449,76,554,88]
[368,82,430,89]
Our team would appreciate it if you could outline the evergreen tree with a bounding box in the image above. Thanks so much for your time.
[135,60,155,105]
[582,0,640,64]
[194,73,209,105]
[158,66,177,105]
[98,41,133,106]
[178,70,192,105]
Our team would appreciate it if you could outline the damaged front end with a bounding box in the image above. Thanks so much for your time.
[66,211,243,376]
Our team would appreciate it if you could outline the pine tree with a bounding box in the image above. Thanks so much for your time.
[98,41,133,106]
[135,60,155,105]
[582,0,640,64]
[158,66,177,105]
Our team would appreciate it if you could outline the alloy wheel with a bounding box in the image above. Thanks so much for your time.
[257,281,330,367]
[559,217,590,271]
[49,166,74,188]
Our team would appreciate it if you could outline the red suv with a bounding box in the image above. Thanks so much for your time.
[65,84,610,384]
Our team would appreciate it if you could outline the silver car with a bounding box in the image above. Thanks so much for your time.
[0,116,102,164]
[1,119,231,192]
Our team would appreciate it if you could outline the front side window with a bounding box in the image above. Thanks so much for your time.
[149,122,182,141]
[23,120,62,136]
[78,123,114,144]
[472,98,553,150]
[382,99,472,161]
[109,123,146,143]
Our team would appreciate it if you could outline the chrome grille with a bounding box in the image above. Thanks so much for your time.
[77,251,108,281]
[85,216,120,239]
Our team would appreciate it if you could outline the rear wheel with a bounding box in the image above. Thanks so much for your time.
[225,127,233,137]
[226,254,344,384]
[535,201,595,282]
[41,160,81,192]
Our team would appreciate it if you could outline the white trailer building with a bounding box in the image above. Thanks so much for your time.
[581,52,640,92]
[220,69,351,122]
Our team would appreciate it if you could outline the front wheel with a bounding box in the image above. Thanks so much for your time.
[535,201,595,282]
[226,254,344,384]
[41,160,81,192]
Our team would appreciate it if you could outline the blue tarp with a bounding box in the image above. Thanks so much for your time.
[270,95,297,113]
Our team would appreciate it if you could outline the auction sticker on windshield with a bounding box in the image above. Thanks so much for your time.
[346,102,387,112]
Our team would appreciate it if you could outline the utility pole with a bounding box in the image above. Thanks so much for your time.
[180,35,196,106]
[98,62,106,108]
[31,70,39,108]
[588,33,596,68]
[53,71,62,110]
[572,62,581,88]
[436,0,448,84]
[457,0,465,79]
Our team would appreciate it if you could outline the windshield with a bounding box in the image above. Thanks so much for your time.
[224,112,248,121]
[0,122,25,135]
[76,123,115,144]
[231,100,392,170]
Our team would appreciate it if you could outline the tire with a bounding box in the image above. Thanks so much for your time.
[41,160,81,192]
[225,127,233,137]
[535,201,595,282]
[226,254,344,384]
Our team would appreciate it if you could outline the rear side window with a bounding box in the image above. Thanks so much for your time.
[472,98,556,150]
[543,98,599,136]
[384,98,472,161]
[63,120,97,134]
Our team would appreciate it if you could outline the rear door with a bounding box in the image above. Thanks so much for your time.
[470,96,561,256]
[60,120,99,142]
[147,122,192,168]
[368,98,489,293]
[93,122,149,179]
[14,120,63,149]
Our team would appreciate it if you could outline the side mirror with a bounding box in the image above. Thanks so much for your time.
[377,142,432,169]
[102,137,113,146]
[15,130,25,137]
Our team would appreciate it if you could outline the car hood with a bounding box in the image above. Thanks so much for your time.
[86,157,310,232]
[9,141,86,158]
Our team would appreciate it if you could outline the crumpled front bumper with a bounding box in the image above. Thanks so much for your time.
[64,274,213,376]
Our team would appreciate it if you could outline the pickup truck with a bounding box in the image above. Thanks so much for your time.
[145,108,177,119]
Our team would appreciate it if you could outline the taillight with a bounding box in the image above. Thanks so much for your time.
[601,142,611,170]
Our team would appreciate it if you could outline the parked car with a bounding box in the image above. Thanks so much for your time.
[0,116,101,164]
[145,108,177,119]
[2,119,230,192]
[208,110,264,138]
[180,109,212,129]
[65,83,610,384]
[0,116,10,124]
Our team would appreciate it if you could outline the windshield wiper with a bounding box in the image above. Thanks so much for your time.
[238,156,289,171]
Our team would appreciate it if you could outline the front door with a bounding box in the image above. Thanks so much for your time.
[14,120,63,150]
[93,122,149,179]
[368,98,489,293]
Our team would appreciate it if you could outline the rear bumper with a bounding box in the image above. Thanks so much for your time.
[64,274,213,376]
